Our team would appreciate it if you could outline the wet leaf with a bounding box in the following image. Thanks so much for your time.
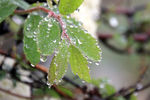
[59,0,84,15]
[48,40,68,85]
[69,45,91,82]
[0,0,17,23]
[36,16,61,55]
[23,14,42,65]
[65,17,101,61]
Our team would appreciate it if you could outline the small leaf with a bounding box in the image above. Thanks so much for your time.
[104,84,116,96]
[13,0,30,9]
[69,45,91,82]
[129,94,137,100]
[48,40,68,85]
[65,17,101,61]
[0,0,17,23]
[58,86,73,97]
[36,16,61,55]
[59,0,84,15]
[23,14,42,65]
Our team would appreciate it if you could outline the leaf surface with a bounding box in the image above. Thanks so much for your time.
[59,0,84,15]
[23,15,42,65]
[65,17,101,61]
[37,16,61,55]
[48,40,68,84]
[0,0,17,23]
[69,45,91,82]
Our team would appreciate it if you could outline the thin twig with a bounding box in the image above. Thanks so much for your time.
[0,87,31,99]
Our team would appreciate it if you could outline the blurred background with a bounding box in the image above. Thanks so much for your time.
[0,0,150,100]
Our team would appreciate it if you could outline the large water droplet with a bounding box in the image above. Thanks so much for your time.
[100,84,105,88]
[78,39,82,45]
[48,24,52,27]
[40,55,47,62]
[31,64,35,67]
[95,63,99,66]
[53,40,56,43]
[70,25,74,28]
[82,80,85,83]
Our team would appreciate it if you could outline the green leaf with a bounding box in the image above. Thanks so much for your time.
[104,84,116,96]
[65,17,101,61]
[13,0,30,9]
[58,86,73,97]
[129,94,137,100]
[0,0,17,23]
[36,16,61,55]
[48,40,68,85]
[23,14,42,65]
[59,0,84,15]
[69,45,91,82]
[112,96,126,100]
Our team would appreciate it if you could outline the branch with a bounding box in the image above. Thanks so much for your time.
[0,87,31,99]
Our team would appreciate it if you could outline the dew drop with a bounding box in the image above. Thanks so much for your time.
[88,61,92,64]
[47,82,50,86]
[48,24,52,27]
[55,72,58,75]
[26,27,30,31]
[70,25,74,28]
[100,84,105,88]
[67,16,70,19]
[82,80,85,83]
[78,39,82,45]
[58,80,61,83]
[53,40,56,43]
[40,55,47,62]
[31,64,35,67]
[95,63,99,66]
[44,17,49,22]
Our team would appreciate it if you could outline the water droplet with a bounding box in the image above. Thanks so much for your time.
[26,27,30,31]
[48,24,52,27]
[47,82,50,86]
[88,61,92,64]
[40,55,47,62]
[67,16,70,19]
[58,80,61,83]
[78,39,82,45]
[70,25,74,28]
[53,40,56,43]
[33,31,37,35]
[95,63,99,66]
[44,17,49,22]
[31,64,35,67]
[62,24,66,28]
[100,84,105,88]
[55,72,58,75]
[82,80,85,83]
